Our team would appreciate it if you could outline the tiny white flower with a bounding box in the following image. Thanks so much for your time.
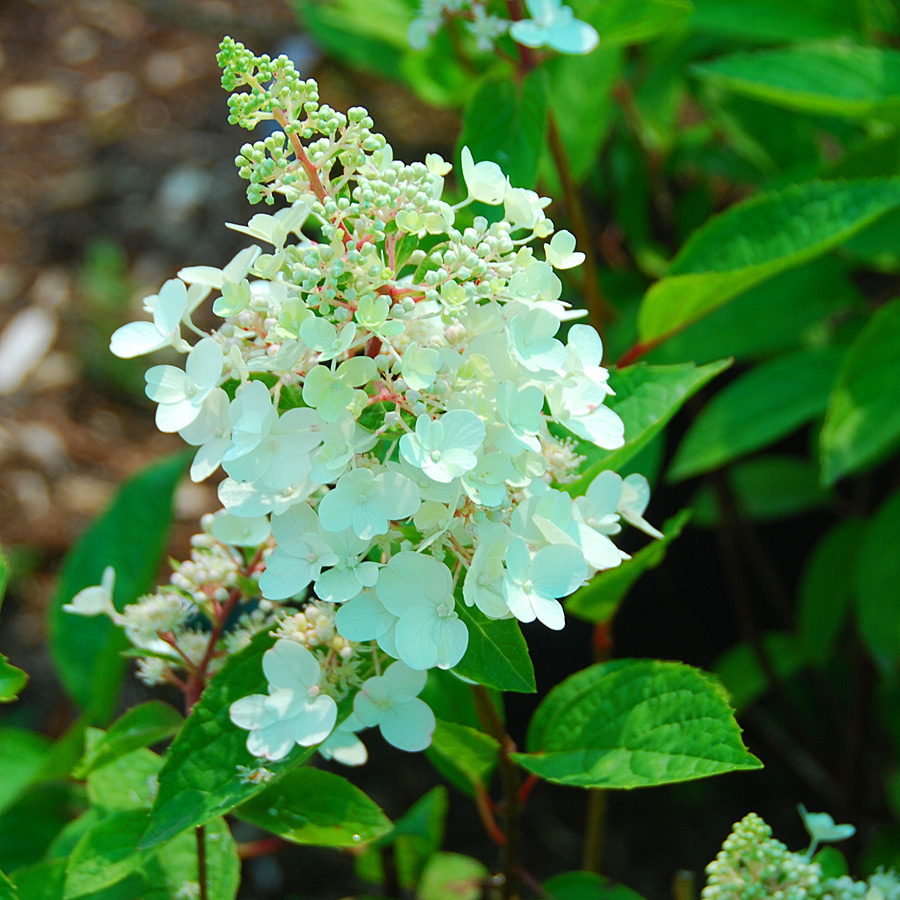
[354,662,435,752]
[399,410,486,483]
[463,523,511,618]
[495,381,544,453]
[62,566,119,621]
[318,468,421,540]
[798,804,856,857]
[401,341,442,391]
[544,230,585,270]
[507,307,566,373]
[218,476,316,519]
[300,317,357,361]
[548,377,625,449]
[302,357,376,423]
[179,246,261,318]
[310,412,377,485]
[618,474,664,539]
[460,146,507,206]
[178,388,232,482]
[462,452,513,508]
[509,0,599,55]
[504,187,552,232]
[209,511,270,546]
[566,324,613,393]
[110,279,189,358]
[225,199,312,249]
[315,529,380,603]
[335,589,399,657]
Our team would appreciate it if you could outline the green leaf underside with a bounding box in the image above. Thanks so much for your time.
[692,45,900,118]
[566,510,691,623]
[457,70,547,190]
[820,298,900,485]
[453,600,536,693]
[690,455,832,526]
[425,719,500,797]
[715,632,807,710]
[0,657,27,704]
[47,452,189,722]
[141,631,315,848]
[512,659,761,788]
[568,360,731,495]
[74,701,183,778]
[637,179,900,344]
[798,519,864,667]
[236,768,391,847]
[544,870,648,900]
[668,345,843,482]
[855,490,900,667]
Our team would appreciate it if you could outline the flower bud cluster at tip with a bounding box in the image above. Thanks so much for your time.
[95,39,665,763]
[703,812,900,900]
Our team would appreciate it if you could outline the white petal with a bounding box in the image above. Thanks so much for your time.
[263,640,321,691]
[380,699,435,752]
[292,695,338,746]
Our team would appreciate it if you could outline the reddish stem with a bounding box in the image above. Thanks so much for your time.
[238,837,284,860]
[518,773,539,806]
[475,781,507,846]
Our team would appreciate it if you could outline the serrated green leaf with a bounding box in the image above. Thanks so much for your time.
[418,852,489,900]
[457,70,547,190]
[86,746,163,813]
[797,519,865,667]
[576,0,693,46]
[74,702,182,779]
[568,360,731,496]
[0,730,51,818]
[511,659,761,788]
[668,346,843,482]
[692,44,900,119]
[47,452,189,723]
[425,719,499,797]
[637,179,900,345]
[0,657,26,704]
[855,490,900,668]
[141,631,314,849]
[356,787,448,889]
[453,600,535,693]
[714,632,807,710]
[544,871,647,900]
[690,455,833,526]
[689,0,859,42]
[237,767,391,847]
[566,510,691,623]
[820,298,900,485]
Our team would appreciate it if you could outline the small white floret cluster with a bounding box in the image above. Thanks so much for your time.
[88,40,662,762]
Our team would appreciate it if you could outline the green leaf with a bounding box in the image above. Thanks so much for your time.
[453,600,536,693]
[0,549,8,613]
[637,179,900,345]
[0,782,78,874]
[47,452,189,722]
[690,455,833,526]
[820,298,900,485]
[0,657,26,704]
[566,510,691,623]
[86,746,162,813]
[692,44,900,119]
[797,519,865,667]
[74,702,182,779]
[511,659,762,788]
[0,730,51,818]
[714,632,807,710]
[0,868,18,900]
[417,852,489,900]
[689,0,859,42]
[855,490,900,667]
[544,871,647,900]
[568,360,732,496]
[236,768,391,847]
[577,0,693,46]
[425,719,499,797]
[420,669,502,730]
[356,787,448,889]
[141,631,315,849]
[457,70,547,190]
[668,346,843,482]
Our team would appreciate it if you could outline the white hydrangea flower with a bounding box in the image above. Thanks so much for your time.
[335,589,399,657]
[179,246,261,317]
[310,413,377,485]
[507,307,566,374]
[300,318,357,361]
[399,410,486,483]
[509,0,599,55]
[110,279,189,359]
[544,230,585,270]
[209,511,270,546]
[225,199,312,248]
[460,146,507,205]
[229,640,337,760]
[354,662,435,752]
[504,187,552,232]
[548,377,625,449]
[318,714,368,766]
[63,566,119,620]
[463,523,511,618]
[314,529,380,603]
[401,342,442,391]
[302,357,376,423]
[375,552,467,670]
[618,474,664,539]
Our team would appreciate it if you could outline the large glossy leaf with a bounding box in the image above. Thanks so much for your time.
[820,298,900,485]
[797,520,865,667]
[566,510,691,623]
[425,719,499,797]
[457,70,547,190]
[74,702,182,779]
[575,0,693,46]
[692,45,900,119]
[567,359,731,496]
[668,346,843,481]
[637,179,900,345]
[453,600,535,693]
[237,767,391,847]
[855,491,900,668]
[511,659,761,788]
[47,452,189,722]
[140,631,315,848]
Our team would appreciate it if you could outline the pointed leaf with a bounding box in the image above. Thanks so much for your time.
[425,719,499,797]
[47,452,189,722]
[511,659,762,788]
[820,298,900,485]
[0,657,26,704]
[237,767,391,847]
[637,179,900,345]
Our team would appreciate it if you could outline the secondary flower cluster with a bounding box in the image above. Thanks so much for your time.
[85,39,662,762]
[408,0,599,55]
